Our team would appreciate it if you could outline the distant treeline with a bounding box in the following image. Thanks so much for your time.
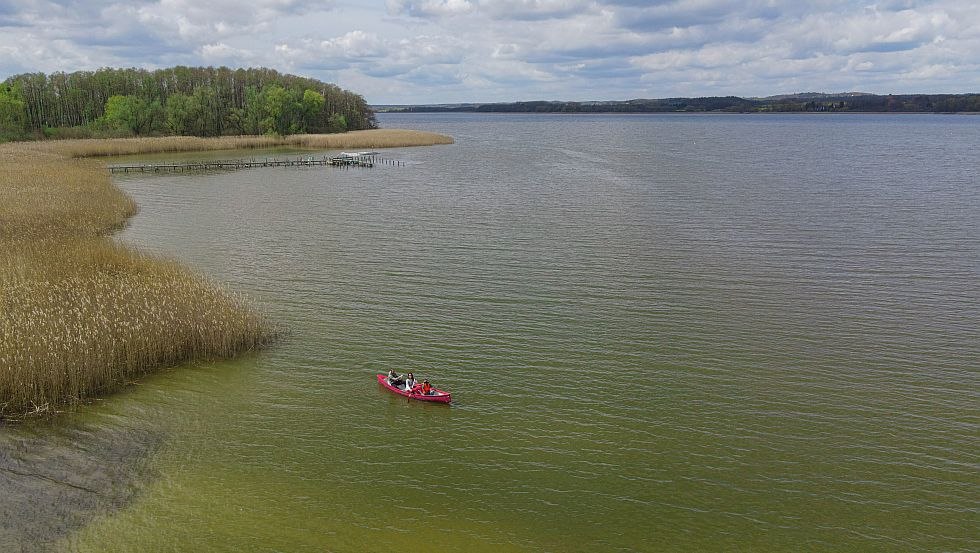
[381,93,980,114]
[0,67,376,141]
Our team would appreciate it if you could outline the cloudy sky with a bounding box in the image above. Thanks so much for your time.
[1,1,977,104]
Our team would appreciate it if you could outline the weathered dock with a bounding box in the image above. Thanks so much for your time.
[107,153,403,174]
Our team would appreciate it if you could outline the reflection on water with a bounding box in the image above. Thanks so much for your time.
[2,113,978,552]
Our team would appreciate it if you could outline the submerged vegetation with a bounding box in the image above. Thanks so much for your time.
[0,129,452,420]
[0,66,376,142]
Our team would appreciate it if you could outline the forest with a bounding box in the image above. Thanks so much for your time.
[0,66,376,142]
[381,93,980,114]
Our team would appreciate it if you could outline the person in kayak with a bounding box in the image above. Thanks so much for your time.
[420,379,433,395]
[404,373,417,392]
[386,370,405,388]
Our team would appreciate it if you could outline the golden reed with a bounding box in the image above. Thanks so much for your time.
[0,130,452,419]
[52,130,454,158]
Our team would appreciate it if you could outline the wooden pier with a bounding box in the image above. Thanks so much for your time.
[108,153,403,174]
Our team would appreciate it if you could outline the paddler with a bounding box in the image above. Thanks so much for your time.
[386,370,406,388]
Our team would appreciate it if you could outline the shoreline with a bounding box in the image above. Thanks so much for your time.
[380,110,980,116]
[51,129,454,158]
[0,129,453,421]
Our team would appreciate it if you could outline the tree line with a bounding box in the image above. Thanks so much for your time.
[0,66,376,142]
[381,93,980,114]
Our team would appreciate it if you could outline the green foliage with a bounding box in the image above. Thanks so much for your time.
[1,66,376,140]
[261,85,301,135]
[42,125,94,140]
[101,95,163,136]
[302,89,325,131]
[241,86,266,135]
[165,93,195,135]
[0,83,28,141]
[327,113,348,133]
[190,86,222,136]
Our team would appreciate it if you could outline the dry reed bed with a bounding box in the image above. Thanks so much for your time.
[0,143,136,240]
[1,239,269,419]
[52,129,454,158]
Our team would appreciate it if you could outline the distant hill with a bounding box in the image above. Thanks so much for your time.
[376,93,980,114]
[751,92,877,101]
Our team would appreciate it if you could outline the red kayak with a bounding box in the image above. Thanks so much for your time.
[376,374,452,403]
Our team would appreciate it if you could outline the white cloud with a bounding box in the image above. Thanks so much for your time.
[281,31,468,76]
[133,0,332,40]
[199,42,254,64]
[1,0,979,103]
[320,31,388,59]
[480,0,594,20]
[386,0,476,18]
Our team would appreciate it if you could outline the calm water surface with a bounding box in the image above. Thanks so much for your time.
[2,113,978,552]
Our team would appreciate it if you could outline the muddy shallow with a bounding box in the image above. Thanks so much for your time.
[0,412,162,551]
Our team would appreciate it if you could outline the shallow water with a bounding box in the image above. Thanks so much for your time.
[2,113,978,552]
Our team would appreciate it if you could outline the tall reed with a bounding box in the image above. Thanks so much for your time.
[0,142,136,240]
[51,129,453,159]
[0,238,270,419]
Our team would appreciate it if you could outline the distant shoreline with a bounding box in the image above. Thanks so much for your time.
[379,110,980,116]
[375,92,980,114]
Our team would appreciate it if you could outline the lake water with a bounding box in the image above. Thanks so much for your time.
[2,113,978,552]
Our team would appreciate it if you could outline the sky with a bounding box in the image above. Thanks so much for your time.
[1,1,978,104]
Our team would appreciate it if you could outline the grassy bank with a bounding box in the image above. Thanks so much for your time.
[0,130,452,420]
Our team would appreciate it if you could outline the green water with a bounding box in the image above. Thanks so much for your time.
[2,114,977,552]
